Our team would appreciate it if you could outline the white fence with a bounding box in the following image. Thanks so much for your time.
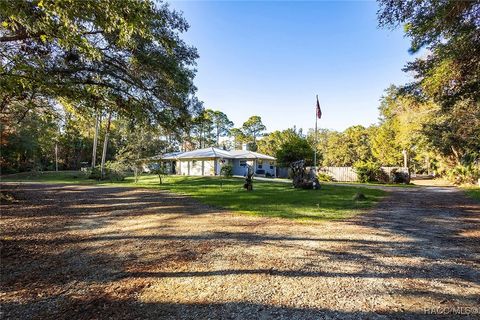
[319,167,357,182]
[319,166,408,182]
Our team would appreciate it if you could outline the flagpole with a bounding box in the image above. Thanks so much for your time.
[314,95,318,174]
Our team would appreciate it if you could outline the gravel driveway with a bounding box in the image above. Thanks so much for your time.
[1,183,479,319]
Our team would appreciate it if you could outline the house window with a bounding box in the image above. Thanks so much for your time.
[258,159,263,169]
[239,160,246,167]
[270,161,274,170]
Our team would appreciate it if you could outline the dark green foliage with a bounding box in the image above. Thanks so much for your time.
[1,0,199,174]
[104,162,127,181]
[377,0,480,110]
[240,116,266,150]
[446,164,480,185]
[307,126,376,167]
[274,132,314,167]
[353,161,385,183]
[88,168,102,180]
[422,99,480,166]
[0,103,59,173]
[391,169,410,184]
[220,164,233,178]
[0,0,198,122]
[88,163,125,181]
[377,0,480,185]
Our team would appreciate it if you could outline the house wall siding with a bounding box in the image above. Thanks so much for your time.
[232,159,253,176]
[178,159,215,176]
[256,160,276,176]
[179,160,189,175]
[175,156,275,177]
[204,160,214,176]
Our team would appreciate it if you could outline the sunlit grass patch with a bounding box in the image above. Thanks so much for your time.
[2,172,387,221]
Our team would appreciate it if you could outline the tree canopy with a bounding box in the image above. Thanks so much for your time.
[0,0,201,173]
[258,128,313,167]
[378,0,479,110]
[377,0,480,181]
[1,0,199,128]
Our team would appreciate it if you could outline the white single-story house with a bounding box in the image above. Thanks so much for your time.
[159,147,276,177]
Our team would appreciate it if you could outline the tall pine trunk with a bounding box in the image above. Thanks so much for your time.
[91,110,100,168]
[100,111,112,179]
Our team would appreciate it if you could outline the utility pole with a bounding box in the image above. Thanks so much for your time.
[314,95,321,173]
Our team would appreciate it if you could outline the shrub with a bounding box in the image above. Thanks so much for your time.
[354,161,384,183]
[391,169,410,184]
[88,167,102,180]
[105,161,127,181]
[88,162,126,181]
[220,164,233,178]
[446,163,480,185]
[317,172,334,182]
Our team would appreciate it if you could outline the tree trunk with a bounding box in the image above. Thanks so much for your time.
[451,146,461,165]
[92,111,100,168]
[100,111,112,179]
[55,143,58,171]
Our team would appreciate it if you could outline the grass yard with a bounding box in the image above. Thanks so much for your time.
[1,171,386,221]
[463,186,480,201]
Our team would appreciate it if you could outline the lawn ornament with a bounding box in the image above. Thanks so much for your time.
[243,164,254,191]
[290,160,320,190]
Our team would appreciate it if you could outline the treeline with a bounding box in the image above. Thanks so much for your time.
[186,111,267,151]
[374,0,480,184]
[257,1,480,185]
[1,0,478,185]
[0,102,268,173]
[257,84,479,184]
[1,0,201,176]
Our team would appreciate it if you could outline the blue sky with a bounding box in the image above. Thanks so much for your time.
[170,0,413,132]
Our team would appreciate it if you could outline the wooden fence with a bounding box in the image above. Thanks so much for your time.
[319,167,357,182]
[319,166,409,182]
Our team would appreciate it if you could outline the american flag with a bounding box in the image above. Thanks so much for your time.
[316,96,322,119]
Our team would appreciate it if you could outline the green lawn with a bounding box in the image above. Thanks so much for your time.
[1,171,98,184]
[1,171,386,221]
[463,187,480,202]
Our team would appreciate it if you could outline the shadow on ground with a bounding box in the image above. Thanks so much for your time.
[1,183,479,319]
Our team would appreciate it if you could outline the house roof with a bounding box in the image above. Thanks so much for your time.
[159,152,183,160]
[174,147,232,159]
[158,147,275,161]
[228,150,276,160]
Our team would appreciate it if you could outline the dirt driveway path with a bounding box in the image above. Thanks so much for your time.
[1,183,479,319]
